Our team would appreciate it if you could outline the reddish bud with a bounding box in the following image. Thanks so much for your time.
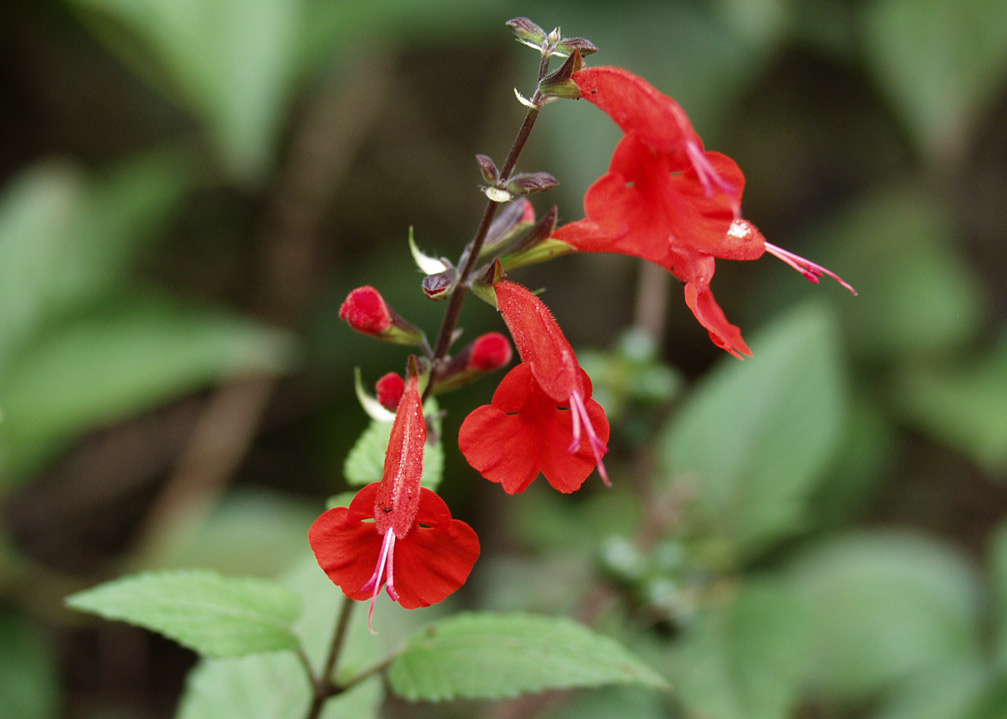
[375,372,406,411]
[339,286,390,334]
[469,332,513,371]
[339,286,424,345]
[430,330,513,394]
[422,267,458,300]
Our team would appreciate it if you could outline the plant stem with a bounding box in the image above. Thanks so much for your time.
[423,54,553,399]
[305,596,355,719]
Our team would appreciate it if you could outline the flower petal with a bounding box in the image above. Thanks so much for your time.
[540,394,611,493]
[392,489,480,609]
[459,401,543,494]
[573,66,697,155]
[308,483,384,601]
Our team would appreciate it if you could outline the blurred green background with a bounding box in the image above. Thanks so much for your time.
[2,0,1006,717]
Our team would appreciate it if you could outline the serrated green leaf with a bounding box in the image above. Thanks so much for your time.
[894,336,1007,474]
[387,612,668,701]
[659,302,845,561]
[343,399,443,491]
[177,655,381,719]
[863,0,1007,160]
[66,570,301,658]
[177,553,385,719]
[787,531,981,698]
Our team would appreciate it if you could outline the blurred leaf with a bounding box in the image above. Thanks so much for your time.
[69,0,300,183]
[67,570,301,657]
[991,520,1007,669]
[177,553,384,719]
[659,302,845,561]
[872,660,990,719]
[667,579,808,719]
[135,489,322,577]
[387,612,669,701]
[0,292,291,482]
[810,398,897,529]
[863,0,1007,160]
[787,531,981,697]
[894,335,1007,474]
[963,678,1007,719]
[343,399,443,491]
[0,613,60,719]
[552,685,667,719]
[0,153,190,364]
[804,188,986,360]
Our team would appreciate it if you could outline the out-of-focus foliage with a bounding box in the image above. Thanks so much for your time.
[2,0,1006,716]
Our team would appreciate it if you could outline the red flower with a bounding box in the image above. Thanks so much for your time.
[459,281,610,493]
[553,67,854,359]
[309,370,479,627]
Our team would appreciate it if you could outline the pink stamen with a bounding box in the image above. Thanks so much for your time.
[360,530,397,634]
[568,391,611,487]
[686,140,739,217]
[764,241,857,295]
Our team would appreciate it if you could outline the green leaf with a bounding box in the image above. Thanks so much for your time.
[387,612,669,701]
[667,579,808,719]
[177,554,385,719]
[659,302,845,560]
[0,153,190,365]
[990,519,1007,669]
[134,489,322,577]
[66,570,301,658]
[178,655,382,719]
[0,613,60,719]
[787,531,982,698]
[872,661,991,719]
[863,0,1007,160]
[797,189,986,360]
[343,399,443,491]
[69,0,300,183]
[0,292,291,481]
[894,335,1007,474]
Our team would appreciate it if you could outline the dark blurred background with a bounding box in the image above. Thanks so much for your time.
[2,0,1006,717]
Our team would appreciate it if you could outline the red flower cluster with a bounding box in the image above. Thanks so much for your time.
[459,281,610,494]
[309,370,479,628]
[553,67,854,358]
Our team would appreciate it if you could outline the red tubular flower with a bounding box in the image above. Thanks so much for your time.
[309,371,479,627]
[553,67,854,359]
[459,281,610,493]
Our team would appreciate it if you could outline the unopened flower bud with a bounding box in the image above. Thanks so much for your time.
[422,267,458,300]
[469,332,513,371]
[475,154,499,184]
[555,37,598,57]
[339,286,424,345]
[375,372,406,411]
[506,17,546,50]
[538,49,585,100]
[431,332,514,394]
[506,172,559,197]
